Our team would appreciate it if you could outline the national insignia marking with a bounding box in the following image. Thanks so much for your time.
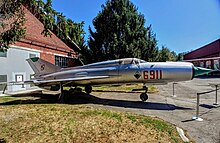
[134,71,141,79]
[41,64,45,71]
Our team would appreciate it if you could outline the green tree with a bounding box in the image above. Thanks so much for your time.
[0,0,26,51]
[0,0,86,54]
[88,0,154,62]
[141,25,159,62]
[158,46,177,62]
[177,52,189,61]
[177,53,184,61]
[170,51,177,61]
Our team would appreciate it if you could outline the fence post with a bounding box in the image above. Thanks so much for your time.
[192,93,203,121]
[214,85,219,106]
[173,82,177,97]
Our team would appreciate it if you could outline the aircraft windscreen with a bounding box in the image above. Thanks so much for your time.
[122,59,133,64]
[140,60,147,63]
[119,58,146,65]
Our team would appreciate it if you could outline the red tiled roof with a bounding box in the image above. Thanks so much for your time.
[22,7,74,52]
[184,39,220,60]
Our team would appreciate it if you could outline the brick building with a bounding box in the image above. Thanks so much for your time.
[0,7,79,92]
[18,7,79,66]
[184,38,220,71]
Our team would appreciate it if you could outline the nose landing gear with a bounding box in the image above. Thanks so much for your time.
[140,86,148,102]
[133,86,149,102]
[140,93,148,102]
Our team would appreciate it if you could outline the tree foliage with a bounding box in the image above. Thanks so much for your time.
[157,46,177,62]
[141,25,158,62]
[87,0,158,63]
[1,0,179,64]
[0,0,26,51]
[0,0,86,53]
[176,52,189,61]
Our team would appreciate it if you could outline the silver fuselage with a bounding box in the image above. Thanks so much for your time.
[38,58,194,87]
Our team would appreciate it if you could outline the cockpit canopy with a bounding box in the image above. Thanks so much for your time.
[119,58,146,65]
[81,58,146,69]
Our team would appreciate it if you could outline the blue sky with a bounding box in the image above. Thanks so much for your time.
[51,0,220,53]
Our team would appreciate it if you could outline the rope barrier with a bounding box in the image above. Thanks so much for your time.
[193,84,219,121]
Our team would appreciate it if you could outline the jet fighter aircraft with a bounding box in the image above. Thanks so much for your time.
[25,57,213,102]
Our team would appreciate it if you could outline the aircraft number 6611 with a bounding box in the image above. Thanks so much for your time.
[143,70,163,80]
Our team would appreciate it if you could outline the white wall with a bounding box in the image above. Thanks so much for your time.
[0,46,40,92]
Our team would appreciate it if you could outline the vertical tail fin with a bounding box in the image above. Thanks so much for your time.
[27,57,61,77]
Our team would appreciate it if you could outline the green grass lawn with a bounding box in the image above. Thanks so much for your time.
[0,96,192,143]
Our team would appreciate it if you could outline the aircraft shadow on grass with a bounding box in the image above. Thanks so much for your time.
[0,91,192,111]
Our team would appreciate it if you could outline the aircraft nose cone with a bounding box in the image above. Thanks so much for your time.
[193,66,215,77]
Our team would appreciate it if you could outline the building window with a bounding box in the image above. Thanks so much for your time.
[0,75,7,91]
[55,56,68,68]
[192,61,199,67]
[206,60,211,69]
[214,60,219,70]
[0,51,7,57]
[200,62,204,68]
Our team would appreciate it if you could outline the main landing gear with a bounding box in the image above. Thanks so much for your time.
[58,83,93,103]
[85,85,92,94]
[58,82,64,103]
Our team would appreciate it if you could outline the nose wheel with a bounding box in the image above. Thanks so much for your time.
[140,93,148,102]
[132,85,149,101]
[140,86,148,102]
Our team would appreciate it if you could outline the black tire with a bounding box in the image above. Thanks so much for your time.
[69,88,75,93]
[69,87,82,94]
[140,93,148,102]
[85,85,92,94]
